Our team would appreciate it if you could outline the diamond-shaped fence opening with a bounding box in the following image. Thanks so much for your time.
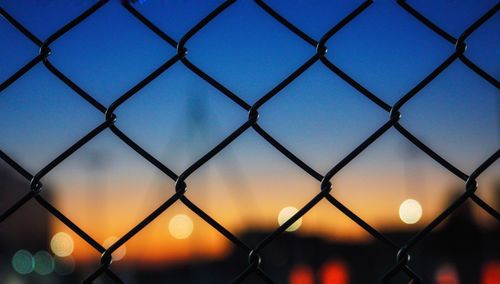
[0,0,498,283]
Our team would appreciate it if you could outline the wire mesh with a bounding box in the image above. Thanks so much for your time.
[0,0,499,283]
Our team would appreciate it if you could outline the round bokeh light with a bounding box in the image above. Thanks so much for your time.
[278,206,302,232]
[54,256,75,276]
[33,251,54,275]
[169,214,194,239]
[50,232,74,257]
[399,199,423,224]
[11,250,34,275]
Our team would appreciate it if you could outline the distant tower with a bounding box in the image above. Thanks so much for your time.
[153,82,259,218]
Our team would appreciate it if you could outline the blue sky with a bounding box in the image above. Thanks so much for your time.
[0,0,498,222]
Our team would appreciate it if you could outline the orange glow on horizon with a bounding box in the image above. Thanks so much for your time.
[48,173,485,264]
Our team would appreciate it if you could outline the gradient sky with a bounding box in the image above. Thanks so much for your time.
[0,0,499,264]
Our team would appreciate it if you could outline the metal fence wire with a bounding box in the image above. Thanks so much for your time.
[1,0,499,283]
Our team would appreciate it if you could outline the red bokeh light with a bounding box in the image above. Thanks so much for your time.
[320,261,349,284]
[435,264,459,284]
[482,261,500,284]
[289,265,314,284]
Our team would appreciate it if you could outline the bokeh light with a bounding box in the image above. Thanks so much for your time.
[435,264,459,284]
[33,251,54,275]
[50,232,74,257]
[278,206,302,232]
[289,265,314,284]
[54,256,75,276]
[320,261,349,284]
[11,250,34,275]
[399,199,423,224]
[103,236,127,261]
[481,261,500,284]
[169,214,194,239]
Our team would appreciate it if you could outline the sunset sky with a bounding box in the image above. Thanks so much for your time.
[0,0,498,266]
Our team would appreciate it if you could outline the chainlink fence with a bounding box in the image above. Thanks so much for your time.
[1,0,499,283]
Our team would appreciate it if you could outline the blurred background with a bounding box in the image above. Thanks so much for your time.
[0,0,499,283]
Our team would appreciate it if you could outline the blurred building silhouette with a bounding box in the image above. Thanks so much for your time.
[134,188,499,284]
[1,164,498,283]
[0,166,53,280]
[0,166,52,246]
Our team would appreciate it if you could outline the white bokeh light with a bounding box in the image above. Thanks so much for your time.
[50,232,74,257]
[399,199,423,224]
[169,214,194,239]
[278,206,302,232]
